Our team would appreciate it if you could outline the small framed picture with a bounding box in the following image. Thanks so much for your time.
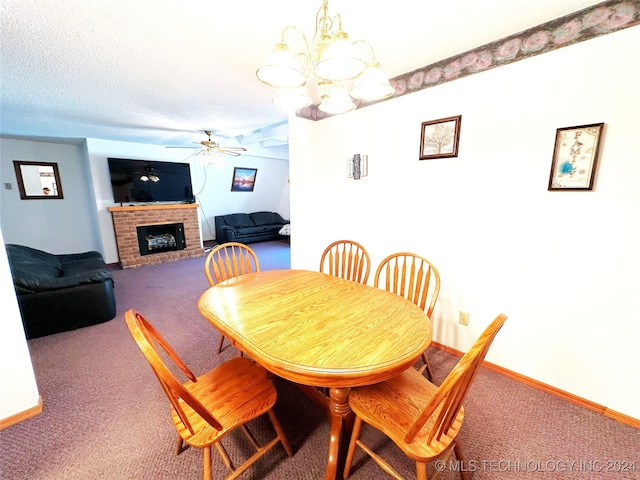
[548,123,604,190]
[230,167,257,192]
[419,115,461,160]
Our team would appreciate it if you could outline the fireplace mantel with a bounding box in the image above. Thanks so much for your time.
[108,203,199,213]
[108,203,204,268]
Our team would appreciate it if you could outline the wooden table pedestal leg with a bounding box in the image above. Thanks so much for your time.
[325,387,352,480]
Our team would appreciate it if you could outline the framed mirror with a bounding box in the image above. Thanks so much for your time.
[13,161,64,199]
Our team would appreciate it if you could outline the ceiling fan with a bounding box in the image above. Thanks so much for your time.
[169,130,247,157]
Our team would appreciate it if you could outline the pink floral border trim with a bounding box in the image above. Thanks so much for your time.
[299,0,639,121]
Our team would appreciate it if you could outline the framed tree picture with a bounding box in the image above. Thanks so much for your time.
[419,115,461,160]
[231,167,257,192]
[548,123,604,190]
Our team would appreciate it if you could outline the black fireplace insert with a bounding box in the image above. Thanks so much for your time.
[137,223,186,256]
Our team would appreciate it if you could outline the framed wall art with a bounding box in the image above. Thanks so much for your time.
[419,115,461,160]
[231,167,257,192]
[548,123,604,191]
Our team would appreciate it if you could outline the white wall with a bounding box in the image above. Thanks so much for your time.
[0,139,102,253]
[0,229,40,420]
[289,26,640,420]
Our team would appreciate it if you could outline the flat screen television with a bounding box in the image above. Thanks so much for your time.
[107,158,194,204]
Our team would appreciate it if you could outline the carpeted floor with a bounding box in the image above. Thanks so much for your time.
[2,239,639,479]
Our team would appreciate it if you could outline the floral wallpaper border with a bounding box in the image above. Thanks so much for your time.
[298,0,640,121]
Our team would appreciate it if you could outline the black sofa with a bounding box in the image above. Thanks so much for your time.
[6,244,117,339]
[214,211,289,244]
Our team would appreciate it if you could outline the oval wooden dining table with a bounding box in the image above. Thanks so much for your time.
[198,269,431,480]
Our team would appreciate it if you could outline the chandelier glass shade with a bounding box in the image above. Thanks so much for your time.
[313,35,365,82]
[256,1,395,115]
[256,43,306,88]
[272,87,313,110]
[318,84,356,114]
[350,61,396,101]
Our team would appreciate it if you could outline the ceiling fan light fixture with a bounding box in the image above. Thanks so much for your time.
[140,166,160,182]
[167,131,246,161]
[199,151,226,168]
[195,146,215,158]
[192,131,247,159]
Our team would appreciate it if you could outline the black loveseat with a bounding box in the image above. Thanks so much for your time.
[6,244,117,339]
[214,211,289,244]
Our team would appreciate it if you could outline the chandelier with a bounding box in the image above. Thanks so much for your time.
[256,0,395,115]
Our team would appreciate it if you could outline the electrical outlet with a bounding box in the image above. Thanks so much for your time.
[459,311,469,326]
[4,183,12,190]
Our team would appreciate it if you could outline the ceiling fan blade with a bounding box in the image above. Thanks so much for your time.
[165,131,247,155]
[181,149,200,161]
[219,150,242,157]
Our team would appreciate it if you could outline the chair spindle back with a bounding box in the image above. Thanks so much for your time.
[404,314,508,445]
[205,242,260,286]
[124,309,223,434]
[320,240,371,284]
[374,252,441,317]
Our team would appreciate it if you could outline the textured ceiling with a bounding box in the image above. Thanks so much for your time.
[0,0,606,151]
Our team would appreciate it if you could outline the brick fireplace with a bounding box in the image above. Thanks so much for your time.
[108,204,204,268]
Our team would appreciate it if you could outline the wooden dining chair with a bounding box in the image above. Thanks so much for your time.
[205,242,260,353]
[124,309,292,480]
[319,240,371,284]
[343,314,508,480]
[374,252,440,380]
